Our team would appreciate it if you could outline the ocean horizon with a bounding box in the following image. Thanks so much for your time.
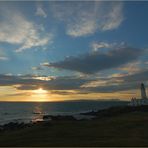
[0,99,128,125]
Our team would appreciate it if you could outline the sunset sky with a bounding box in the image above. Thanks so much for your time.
[0,1,148,102]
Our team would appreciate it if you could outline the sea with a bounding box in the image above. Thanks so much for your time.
[0,100,128,125]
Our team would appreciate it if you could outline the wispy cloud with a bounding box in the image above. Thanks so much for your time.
[32,66,44,71]
[91,42,111,52]
[0,56,9,61]
[0,4,52,52]
[6,92,31,97]
[91,42,126,52]
[0,49,9,61]
[50,1,124,37]
[100,2,124,31]
[118,61,142,74]
[35,2,47,18]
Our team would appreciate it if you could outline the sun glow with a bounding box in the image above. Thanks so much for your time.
[33,88,47,94]
[31,88,48,102]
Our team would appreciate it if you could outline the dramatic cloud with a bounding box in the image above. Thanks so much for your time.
[42,76,93,90]
[80,69,148,93]
[44,46,144,74]
[0,74,45,87]
[0,4,52,52]
[0,69,147,95]
[50,1,124,37]
[0,74,92,91]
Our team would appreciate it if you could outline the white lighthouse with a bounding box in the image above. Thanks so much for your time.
[129,83,148,106]
[141,83,147,99]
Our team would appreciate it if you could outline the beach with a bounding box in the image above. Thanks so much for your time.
[1,105,148,147]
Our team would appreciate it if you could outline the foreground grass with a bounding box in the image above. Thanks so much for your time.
[0,111,148,146]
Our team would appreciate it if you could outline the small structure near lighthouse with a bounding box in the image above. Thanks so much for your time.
[129,83,148,106]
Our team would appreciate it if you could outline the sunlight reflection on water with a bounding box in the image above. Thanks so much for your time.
[32,103,44,123]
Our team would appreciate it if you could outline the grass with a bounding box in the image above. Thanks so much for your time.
[0,111,148,146]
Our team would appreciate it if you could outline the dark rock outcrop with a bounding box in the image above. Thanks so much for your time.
[43,115,76,121]
[1,122,27,131]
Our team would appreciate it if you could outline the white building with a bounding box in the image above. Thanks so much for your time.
[129,83,148,106]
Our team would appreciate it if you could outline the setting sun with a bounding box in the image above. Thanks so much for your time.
[31,88,48,102]
[33,88,47,94]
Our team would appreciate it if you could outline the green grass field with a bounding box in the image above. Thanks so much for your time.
[0,111,148,146]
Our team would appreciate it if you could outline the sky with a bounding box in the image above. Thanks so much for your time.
[0,1,148,102]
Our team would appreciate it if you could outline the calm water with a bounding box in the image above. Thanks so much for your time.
[0,100,128,125]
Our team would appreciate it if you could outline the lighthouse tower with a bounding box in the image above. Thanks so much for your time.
[141,83,147,99]
[129,83,147,106]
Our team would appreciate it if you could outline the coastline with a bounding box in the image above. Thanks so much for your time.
[0,105,147,130]
[0,100,128,126]
[1,105,148,146]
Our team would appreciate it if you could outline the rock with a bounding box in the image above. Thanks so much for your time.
[43,115,76,121]
[2,122,27,131]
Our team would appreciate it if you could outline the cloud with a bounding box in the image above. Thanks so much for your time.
[122,69,148,83]
[0,4,52,52]
[44,45,144,74]
[32,66,44,71]
[0,74,91,91]
[100,2,124,31]
[91,42,111,52]
[41,62,50,66]
[49,90,77,96]
[6,92,31,97]
[118,61,141,74]
[0,49,9,61]
[0,56,9,61]
[0,74,45,87]
[43,76,92,90]
[80,69,148,93]
[16,33,51,52]
[35,2,47,18]
[0,69,147,95]
[91,42,126,52]
[50,1,124,37]
[81,83,137,93]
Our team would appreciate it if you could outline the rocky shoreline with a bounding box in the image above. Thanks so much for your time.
[1,105,148,132]
[0,122,32,131]
[0,115,78,132]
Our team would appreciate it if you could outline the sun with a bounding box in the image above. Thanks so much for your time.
[34,88,47,94]
[31,88,48,102]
